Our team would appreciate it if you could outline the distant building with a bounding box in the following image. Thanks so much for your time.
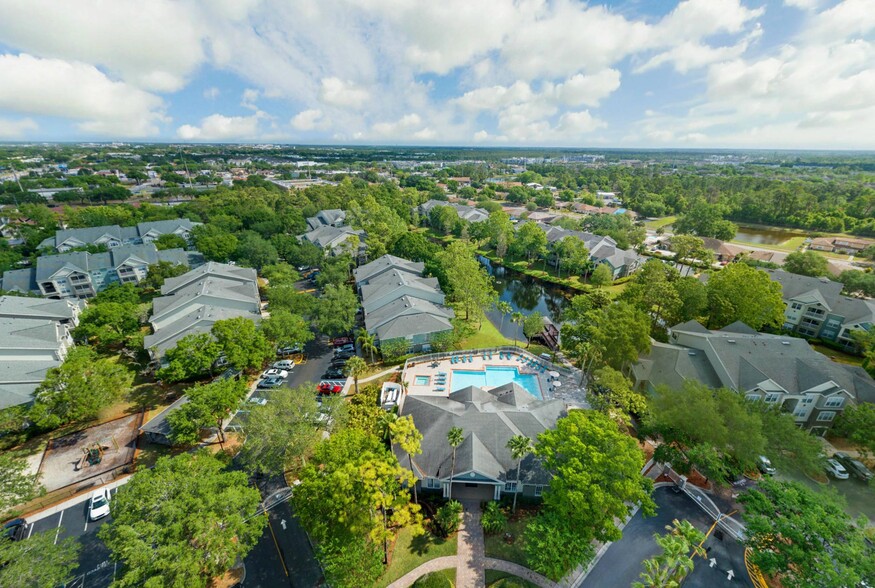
[354,255,454,353]
[418,199,489,224]
[632,320,875,435]
[144,262,262,361]
[1,244,194,299]
[0,296,84,409]
[808,237,873,255]
[38,219,200,252]
[764,269,875,350]
[298,209,365,259]
[305,209,347,231]
[535,222,644,278]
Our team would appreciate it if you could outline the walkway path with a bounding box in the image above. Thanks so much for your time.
[342,364,401,395]
[386,500,558,588]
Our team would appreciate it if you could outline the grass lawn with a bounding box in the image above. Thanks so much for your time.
[643,216,677,230]
[459,317,515,349]
[377,526,458,587]
[485,569,539,588]
[414,568,457,587]
[484,517,529,567]
[809,343,863,366]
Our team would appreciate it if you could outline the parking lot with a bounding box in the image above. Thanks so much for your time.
[582,486,754,588]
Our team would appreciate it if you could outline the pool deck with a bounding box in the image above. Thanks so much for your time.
[403,351,559,399]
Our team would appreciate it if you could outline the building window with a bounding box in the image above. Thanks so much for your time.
[504,481,518,493]
[534,485,544,497]
[801,397,813,405]
[425,478,440,489]
[824,397,844,408]
[817,411,835,422]
[765,393,781,403]
[745,393,761,402]
[791,303,802,310]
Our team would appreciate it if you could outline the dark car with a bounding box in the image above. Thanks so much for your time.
[2,518,26,541]
[323,369,345,380]
[333,350,354,360]
[257,376,284,389]
[833,452,874,481]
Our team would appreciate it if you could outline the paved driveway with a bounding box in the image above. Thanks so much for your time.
[581,487,753,588]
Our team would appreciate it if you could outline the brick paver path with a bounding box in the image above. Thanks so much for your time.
[386,500,558,588]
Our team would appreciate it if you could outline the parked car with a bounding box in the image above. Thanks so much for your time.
[333,350,354,360]
[323,368,345,379]
[257,376,284,389]
[276,345,302,357]
[88,488,111,520]
[2,518,26,541]
[329,358,348,367]
[825,458,850,480]
[757,455,776,476]
[334,344,355,353]
[261,369,289,379]
[318,382,343,395]
[833,452,874,481]
[272,360,295,370]
[297,265,310,272]
[332,336,353,347]
[249,397,268,406]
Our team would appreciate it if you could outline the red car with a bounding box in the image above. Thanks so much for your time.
[331,336,353,347]
[317,382,343,395]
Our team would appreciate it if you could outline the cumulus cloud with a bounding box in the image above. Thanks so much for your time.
[0,117,38,139]
[291,109,328,131]
[372,113,425,136]
[319,77,371,109]
[0,53,166,136]
[177,112,263,141]
[203,87,220,99]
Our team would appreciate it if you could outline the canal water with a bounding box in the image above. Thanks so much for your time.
[732,225,800,245]
[479,256,572,341]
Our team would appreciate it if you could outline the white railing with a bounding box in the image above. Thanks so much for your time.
[402,345,574,377]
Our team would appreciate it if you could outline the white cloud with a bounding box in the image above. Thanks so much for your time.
[319,77,371,109]
[636,25,762,73]
[372,113,424,136]
[203,87,220,99]
[177,112,263,141]
[241,88,260,110]
[0,0,206,91]
[552,70,622,107]
[453,82,533,112]
[806,0,875,40]
[0,53,166,136]
[0,117,38,139]
[557,110,607,134]
[783,0,819,9]
[291,109,328,131]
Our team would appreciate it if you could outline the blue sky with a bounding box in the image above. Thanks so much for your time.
[0,0,873,149]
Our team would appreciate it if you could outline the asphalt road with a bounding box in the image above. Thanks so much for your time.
[582,486,754,588]
[24,487,121,588]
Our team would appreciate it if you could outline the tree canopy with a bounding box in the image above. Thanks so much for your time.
[212,317,273,371]
[167,378,248,445]
[315,284,358,338]
[783,250,829,277]
[156,333,222,383]
[0,528,80,588]
[705,263,785,330]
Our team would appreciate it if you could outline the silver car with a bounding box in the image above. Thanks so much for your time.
[825,458,849,480]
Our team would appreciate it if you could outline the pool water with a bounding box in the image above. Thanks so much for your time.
[451,366,542,399]
[414,375,430,386]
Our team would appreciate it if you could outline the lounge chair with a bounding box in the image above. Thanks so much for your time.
[469,355,474,362]
[498,352,504,360]
[437,372,447,376]
[434,387,445,392]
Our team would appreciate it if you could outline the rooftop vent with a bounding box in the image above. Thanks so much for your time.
[819,277,830,283]
[728,339,736,344]
[781,341,790,345]
[687,350,697,356]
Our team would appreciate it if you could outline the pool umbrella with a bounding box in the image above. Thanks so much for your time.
[552,380,562,387]
[548,371,560,379]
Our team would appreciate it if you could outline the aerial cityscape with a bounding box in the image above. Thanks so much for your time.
[1,2,874,588]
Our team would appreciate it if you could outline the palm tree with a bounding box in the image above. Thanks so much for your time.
[511,312,524,346]
[379,411,398,443]
[447,426,464,500]
[506,435,531,513]
[344,356,368,395]
[357,329,378,364]
[497,301,513,332]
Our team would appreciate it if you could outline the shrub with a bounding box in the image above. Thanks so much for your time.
[434,500,463,537]
[413,571,453,588]
[481,501,507,535]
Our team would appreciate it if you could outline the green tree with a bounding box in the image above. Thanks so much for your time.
[532,410,654,577]
[73,300,141,350]
[154,233,187,250]
[589,263,614,287]
[315,284,358,338]
[438,240,497,322]
[429,205,459,234]
[267,285,317,318]
[837,270,875,298]
[234,231,279,269]
[832,402,875,457]
[783,250,829,277]
[357,329,379,364]
[142,260,189,290]
[167,378,247,445]
[511,222,548,262]
[212,317,273,371]
[588,301,651,370]
[99,452,265,588]
[30,347,134,429]
[506,435,531,513]
[156,333,222,383]
[380,337,409,362]
[522,312,543,348]
[260,310,313,349]
[852,328,875,378]
[344,356,368,395]
[589,366,647,422]
[0,453,42,514]
[238,386,325,476]
[524,511,595,581]
[511,311,524,346]
[706,263,785,330]
[260,262,300,287]
[446,426,464,500]
[389,415,423,504]
[739,478,874,588]
[496,301,513,332]
[634,519,705,588]
[555,236,592,277]
[192,225,238,262]
[669,234,714,275]
[0,529,80,588]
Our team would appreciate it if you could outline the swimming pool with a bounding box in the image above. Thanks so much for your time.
[414,375,431,386]
[451,366,542,399]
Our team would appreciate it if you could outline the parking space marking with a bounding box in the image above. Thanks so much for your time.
[54,509,64,545]
[26,522,34,539]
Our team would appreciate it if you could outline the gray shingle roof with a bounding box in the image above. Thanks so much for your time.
[0,269,39,294]
[41,219,199,250]
[0,296,82,321]
[161,262,257,295]
[764,269,875,328]
[395,386,565,483]
[353,255,425,284]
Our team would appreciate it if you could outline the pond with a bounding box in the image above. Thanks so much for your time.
[479,256,572,341]
[732,226,801,245]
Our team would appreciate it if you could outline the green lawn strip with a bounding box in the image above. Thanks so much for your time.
[485,569,539,588]
[376,526,458,587]
[643,216,677,230]
[809,343,863,366]
[413,568,458,587]
[483,517,529,567]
